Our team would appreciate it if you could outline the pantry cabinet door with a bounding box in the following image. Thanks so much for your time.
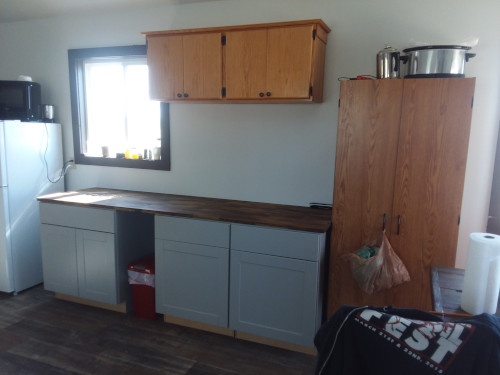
[266,25,314,99]
[182,32,223,100]
[147,35,184,101]
[225,29,267,99]
[389,78,475,310]
[328,79,403,314]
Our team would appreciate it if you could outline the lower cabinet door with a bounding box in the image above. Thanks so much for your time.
[40,224,78,296]
[229,250,319,347]
[76,229,117,304]
[155,239,229,327]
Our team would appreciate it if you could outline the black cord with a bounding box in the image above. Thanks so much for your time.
[43,123,72,184]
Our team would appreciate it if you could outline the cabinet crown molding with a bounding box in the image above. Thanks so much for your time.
[142,19,331,40]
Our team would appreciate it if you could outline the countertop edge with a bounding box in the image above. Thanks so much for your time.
[37,188,332,233]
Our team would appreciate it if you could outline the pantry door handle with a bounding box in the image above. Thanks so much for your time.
[397,215,401,235]
[382,213,386,231]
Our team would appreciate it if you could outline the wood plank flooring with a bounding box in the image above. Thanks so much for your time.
[0,285,317,374]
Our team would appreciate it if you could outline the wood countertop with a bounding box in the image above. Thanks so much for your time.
[37,188,332,233]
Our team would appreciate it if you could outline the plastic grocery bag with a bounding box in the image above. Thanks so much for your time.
[128,270,155,287]
[345,231,410,294]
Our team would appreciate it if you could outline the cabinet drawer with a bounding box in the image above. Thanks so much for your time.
[231,224,325,261]
[39,203,115,233]
[155,215,229,248]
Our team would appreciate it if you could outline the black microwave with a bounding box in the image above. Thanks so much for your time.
[0,80,42,122]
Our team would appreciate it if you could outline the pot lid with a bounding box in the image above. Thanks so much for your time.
[403,45,472,52]
[379,44,399,53]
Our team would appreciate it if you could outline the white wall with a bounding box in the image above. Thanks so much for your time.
[1,0,499,267]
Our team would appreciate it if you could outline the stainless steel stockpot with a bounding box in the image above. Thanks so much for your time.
[402,45,475,78]
[377,45,401,79]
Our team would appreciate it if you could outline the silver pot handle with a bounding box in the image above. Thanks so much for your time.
[466,53,476,62]
[393,54,400,73]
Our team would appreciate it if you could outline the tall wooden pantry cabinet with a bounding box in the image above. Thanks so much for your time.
[328,78,475,315]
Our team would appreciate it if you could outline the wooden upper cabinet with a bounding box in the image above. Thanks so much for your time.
[143,19,330,103]
[147,32,223,101]
[225,25,318,100]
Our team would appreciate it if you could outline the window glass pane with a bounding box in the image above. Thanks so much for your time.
[83,57,160,159]
[124,64,161,155]
[68,45,170,171]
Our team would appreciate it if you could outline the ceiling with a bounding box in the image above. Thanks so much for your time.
[0,0,218,23]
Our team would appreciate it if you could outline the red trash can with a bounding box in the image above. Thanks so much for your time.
[128,254,156,320]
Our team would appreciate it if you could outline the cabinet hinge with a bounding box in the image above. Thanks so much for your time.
[338,99,341,107]
[458,215,461,225]
[221,35,226,45]
[309,86,313,96]
[222,87,226,97]
[312,29,316,40]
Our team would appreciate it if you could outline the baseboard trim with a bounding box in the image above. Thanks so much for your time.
[55,293,127,313]
[162,314,316,355]
[163,315,234,336]
[235,331,316,355]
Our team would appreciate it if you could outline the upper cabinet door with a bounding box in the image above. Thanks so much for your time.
[266,25,314,99]
[147,33,222,101]
[147,35,184,101]
[225,25,316,100]
[225,29,267,99]
[182,32,223,100]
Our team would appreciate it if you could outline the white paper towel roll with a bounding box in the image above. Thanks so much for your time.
[461,233,500,315]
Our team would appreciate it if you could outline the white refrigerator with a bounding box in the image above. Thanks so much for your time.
[0,120,64,293]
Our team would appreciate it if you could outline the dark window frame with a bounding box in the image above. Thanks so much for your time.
[68,45,170,171]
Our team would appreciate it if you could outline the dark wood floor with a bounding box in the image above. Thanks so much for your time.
[0,285,317,374]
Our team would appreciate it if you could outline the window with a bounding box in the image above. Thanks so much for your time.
[68,45,170,170]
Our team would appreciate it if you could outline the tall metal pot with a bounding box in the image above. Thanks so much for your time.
[377,45,401,79]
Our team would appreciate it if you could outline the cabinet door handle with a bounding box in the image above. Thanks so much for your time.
[266,91,271,97]
[397,215,401,235]
[259,92,264,97]
[183,93,189,98]
[382,213,386,231]
[177,93,182,98]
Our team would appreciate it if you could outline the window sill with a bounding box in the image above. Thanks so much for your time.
[75,155,170,171]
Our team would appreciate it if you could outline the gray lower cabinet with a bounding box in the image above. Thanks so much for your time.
[155,215,230,327]
[39,203,119,305]
[76,229,116,302]
[40,201,326,348]
[229,224,326,347]
[40,224,79,296]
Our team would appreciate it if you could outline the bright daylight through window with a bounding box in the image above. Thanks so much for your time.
[68,45,170,170]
